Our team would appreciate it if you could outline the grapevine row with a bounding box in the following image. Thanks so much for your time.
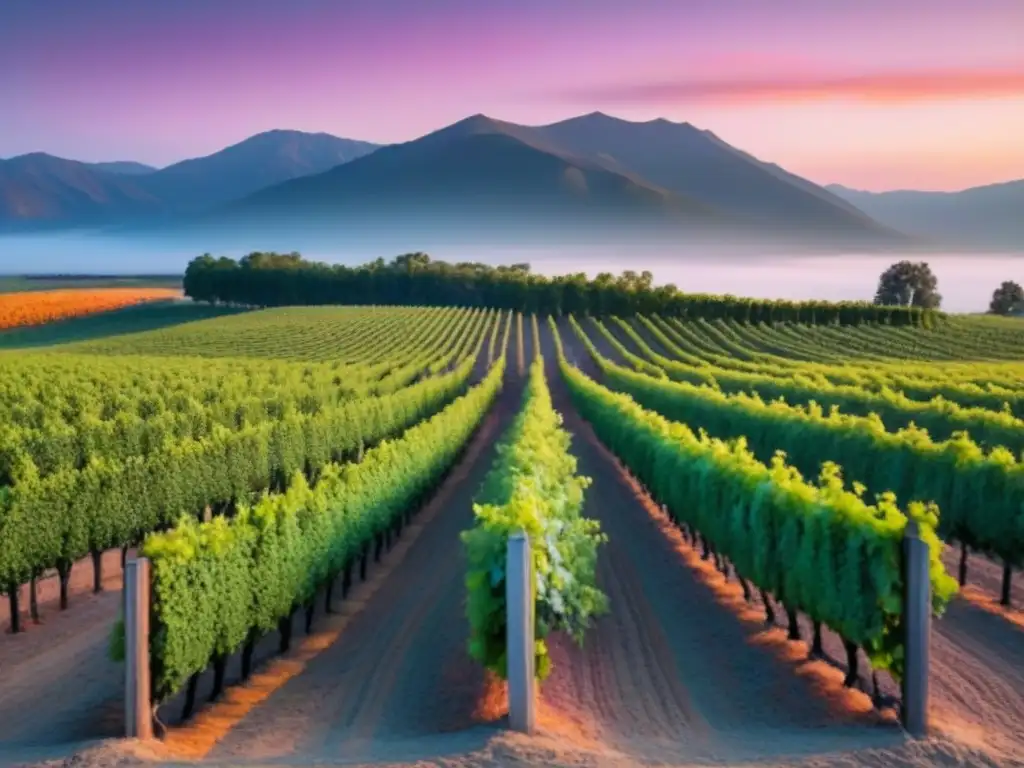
[0,309,493,484]
[0,307,471,428]
[0,324,493,629]
[656,314,1024,388]
[570,315,1024,595]
[129,349,508,704]
[605,316,1024,454]
[552,317,957,682]
[463,321,605,680]
[649,316,1024,413]
[68,305,448,361]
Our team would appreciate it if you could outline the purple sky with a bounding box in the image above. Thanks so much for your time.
[2,0,1022,190]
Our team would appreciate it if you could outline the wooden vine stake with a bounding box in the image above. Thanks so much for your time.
[506,530,535,734]
[902,520,930,738]
[125,557,153,739]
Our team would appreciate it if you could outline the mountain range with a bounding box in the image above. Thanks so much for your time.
[1,113,1018,249]
[827,182,1024,250]
[0,131,378,228]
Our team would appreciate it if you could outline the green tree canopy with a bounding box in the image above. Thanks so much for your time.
[183,251,941,326]
[873,261,942,309]
[989,280,1024,315]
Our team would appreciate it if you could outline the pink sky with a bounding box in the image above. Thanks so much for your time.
[1,0,1022,191]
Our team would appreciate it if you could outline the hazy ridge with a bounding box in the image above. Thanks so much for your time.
[0,113,1020,251]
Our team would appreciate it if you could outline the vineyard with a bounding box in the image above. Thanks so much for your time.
[2,294,1024,768]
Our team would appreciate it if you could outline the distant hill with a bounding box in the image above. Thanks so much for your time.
[88,161,159,176]
[140,129,380,212]
[9,115,989,248]
[212,114,903,247]
[0,153,164,225]
[0,131,379,227]
[827,181,1024,250]
[226,115,719,223]
[533,112,895,239]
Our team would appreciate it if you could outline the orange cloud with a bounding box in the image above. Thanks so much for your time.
[563,68,1024,105]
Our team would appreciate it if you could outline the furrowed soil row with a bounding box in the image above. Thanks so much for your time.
[201,356,527,765]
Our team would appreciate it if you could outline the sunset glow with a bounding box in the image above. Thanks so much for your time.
[1,0,1022,191]
[568,69,1024,105]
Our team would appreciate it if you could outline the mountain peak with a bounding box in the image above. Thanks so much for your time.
[111,130,381,213]
[542,112,702,134]
[249,127,341,139]
[5,151,85,170]
[569,111,632,125]
[224,128,345,150]
[444,113,507,133]
[414,114,539,149]
[10,151,65,162]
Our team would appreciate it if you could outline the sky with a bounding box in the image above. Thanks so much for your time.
[1,0,1022,192]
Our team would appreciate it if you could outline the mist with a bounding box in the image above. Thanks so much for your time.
[0,230,1020,314]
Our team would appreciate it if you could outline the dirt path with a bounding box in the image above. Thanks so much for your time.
[557,316,1024,762]
[627,316,675,359]
[565,316,621,374]
[941,546,1024,612]
[1,548,126,638]
[0,551,128,767]
[924,547,1024,759]
[539,319,912,764]
[603,315,649,359]
[203,349,530,766]
[927,603,1024,754]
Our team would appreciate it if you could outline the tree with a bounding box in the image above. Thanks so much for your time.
[989,281,1024,315]
[180,252,934,325]
[873,261,941,309]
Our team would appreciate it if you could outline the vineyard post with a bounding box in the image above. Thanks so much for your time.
[125,557,153,740]
[902,520,930,738]
[506,530,535,734]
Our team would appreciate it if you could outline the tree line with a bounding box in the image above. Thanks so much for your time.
[183,252,940,326]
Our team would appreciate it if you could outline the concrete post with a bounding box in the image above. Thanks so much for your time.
[125,557,153,740]
[506,531,535,734]
[902,520,930,737]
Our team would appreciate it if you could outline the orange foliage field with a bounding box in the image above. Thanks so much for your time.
[0,287,181,331]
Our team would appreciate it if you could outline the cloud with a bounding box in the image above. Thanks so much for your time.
[558,68,1024,105]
